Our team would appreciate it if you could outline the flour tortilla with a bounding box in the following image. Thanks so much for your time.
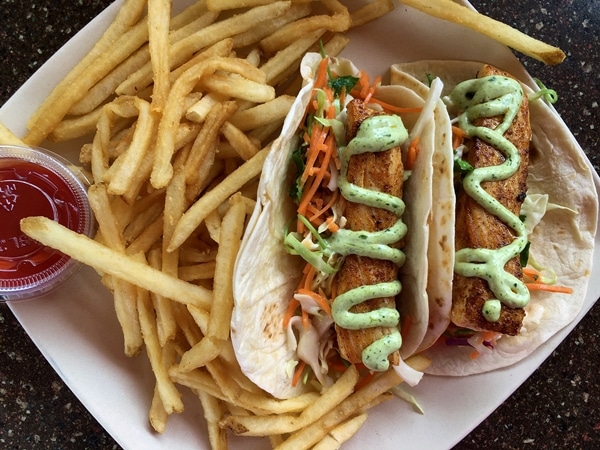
[231,53,437,398]
[391,60,598,375]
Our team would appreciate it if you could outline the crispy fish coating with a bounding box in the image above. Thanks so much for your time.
[334,99,404,364]
[451,65,531,336]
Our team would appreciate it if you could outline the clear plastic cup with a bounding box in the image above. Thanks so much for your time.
[0,145,94,301]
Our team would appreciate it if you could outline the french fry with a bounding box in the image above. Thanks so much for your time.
[260,9,351,55]
[168,147,269,251]
[220,121,261,160]
[204,209,222,244]
[125,216,164,255]
[229,95,295,131]
[178,262,217,282]
[20,216,214,310]
[184,101,239,184]
[260,29,325,86]
[102,98,155,196]
[207,0,274,10]
[398,0,565,65]
[231,3,312,49]
[48,108,102,142]
[221,365,360,436]
[116,2,291,96]
[208,194,246,341]
[137,277,184,414]
[0,122,25,145]
[275,369,404,450]
[147,0,172,112]
[349,0,395,28]
[186,92,229,124]
[147,248,177,346]
[197,389,228,450]
[206,358,320,415]
[311,414,368,450]
[199,73,276,103]
[149,385,169,434]
[113,276,144,357]
[180,336,225,372]
[88,183,125,251]
[23,0,148,145]
[151,56,266,189]
[169,366,229,403]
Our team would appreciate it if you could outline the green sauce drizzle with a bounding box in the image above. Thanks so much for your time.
[448,76,530,321]
[331,115,408,371]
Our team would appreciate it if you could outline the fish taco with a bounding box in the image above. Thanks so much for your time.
[231,53,444,398]
[390,60,598,375]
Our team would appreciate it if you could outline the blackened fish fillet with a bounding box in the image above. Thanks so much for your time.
[451,65,531,336]
[334,99,404,364]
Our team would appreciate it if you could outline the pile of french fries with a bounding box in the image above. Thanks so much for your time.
[4,0,565,449]
[17,1,422,448]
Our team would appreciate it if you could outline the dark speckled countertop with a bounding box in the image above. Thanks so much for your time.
[0,1,598,449]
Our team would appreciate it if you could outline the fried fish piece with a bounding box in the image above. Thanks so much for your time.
[451,65,531,336]
[334,99,404,365]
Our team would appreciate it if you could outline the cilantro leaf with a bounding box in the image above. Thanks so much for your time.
[289,146,305,203]
[328,75,359,97]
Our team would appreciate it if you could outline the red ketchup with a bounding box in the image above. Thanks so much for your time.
[0,146,93,300]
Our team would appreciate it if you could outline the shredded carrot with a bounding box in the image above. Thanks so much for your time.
[481,331,497,343]
[297,129,336,231]
[452,125,467,149]
[314,57,329,90]
[325,216,340,233]
[523,267,542,282]
[452,125,468,138]
[308,189,339,224]
[292,360,307,387]
[405,136,419,170]
[363,75,381,104]
[283,296,300,328]
[469,350,480,360]
[297,288,332,315]
[368,97,422,115]
[354,71,371,99]
[303,264,317,291]
[301,308,310,329]
[526,283,573,294]
[523,267,572,293]
[301,124,328,184]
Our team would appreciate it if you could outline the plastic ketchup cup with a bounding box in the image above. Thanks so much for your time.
[0,145,93,301]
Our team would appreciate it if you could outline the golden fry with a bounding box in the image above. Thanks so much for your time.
[229,95,295,131]
[0,122,24,145]
[398,0,565,64]
[168,147,268,251]
[151,56,266,189]
[208,194,246,340]
[350,0,395,28]
[137,280,184,414]
[147,0,172,112]
[312,414,369,450]
[221,366,360,436]
[20,216,213,310]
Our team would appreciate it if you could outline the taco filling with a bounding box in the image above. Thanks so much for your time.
[232,53,440,398]
[389,60,597,375]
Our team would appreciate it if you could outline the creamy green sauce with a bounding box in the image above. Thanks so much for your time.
[331,115,408,371]
[448,75,530,321]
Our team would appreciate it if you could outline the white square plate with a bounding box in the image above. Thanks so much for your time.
[2,1,598,449]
